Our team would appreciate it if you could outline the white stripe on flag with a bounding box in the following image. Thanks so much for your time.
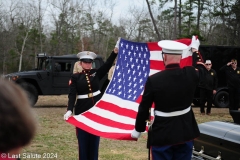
[74,115,133,133]
[150,51,163,61]
[88,104,137,124]
[97,93,139,111]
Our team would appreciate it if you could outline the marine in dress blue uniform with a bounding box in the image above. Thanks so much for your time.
[131,39,201,160]
[64,49,118,160]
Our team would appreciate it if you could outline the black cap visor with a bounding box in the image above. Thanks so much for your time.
[80,59,93,63]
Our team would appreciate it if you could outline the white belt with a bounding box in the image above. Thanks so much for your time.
[77,90,101,99]
[154,106,191,117]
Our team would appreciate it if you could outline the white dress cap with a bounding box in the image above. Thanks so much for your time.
[77,51,97,61]
[205,60,211,64]
[158,40,188,55]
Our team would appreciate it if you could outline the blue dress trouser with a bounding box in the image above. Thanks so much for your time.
[151,141,193,160]
[76,127,100,160]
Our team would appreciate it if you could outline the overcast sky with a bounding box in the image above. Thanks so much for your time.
[111,0,147,20]
[104,0,173,24]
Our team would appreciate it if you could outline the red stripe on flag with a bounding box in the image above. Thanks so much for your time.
[176,38,192,46]
[147,42,162,51]
[82,112,135,130]
[67,117,136,140]
[96,101,138,119]
[150,60,164,71]
[180,56,192,68]
[135,95,142,104]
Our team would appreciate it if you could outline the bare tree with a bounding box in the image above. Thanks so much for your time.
[0,0,20,73]
[173,0,177,39]
[178,0,182,37]
[13,1,38,71]
[36,0,45,53]
[199,0,217,41]
[118,4,149,41]
[146,0,161,40]
[48,0,70,55]
[98,0,117,55]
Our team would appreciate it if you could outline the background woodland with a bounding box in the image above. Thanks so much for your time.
[0,0,240,74]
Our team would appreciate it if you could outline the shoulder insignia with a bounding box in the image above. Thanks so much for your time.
[211,72,214,75]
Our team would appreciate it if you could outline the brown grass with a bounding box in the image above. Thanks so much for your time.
[20,95,233,160]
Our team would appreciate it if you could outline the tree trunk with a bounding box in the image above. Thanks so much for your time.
[18,32,29,72]
[188,0,193,36]
[146,0,161,40]
[173,0,177,39]
[81,35,84,51]
[19,53,23,72]
[3,51,6,75]
[178,0,182,37]
[196,0,201,30]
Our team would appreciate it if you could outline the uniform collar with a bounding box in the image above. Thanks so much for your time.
[165,63,180,69]
[82,69,91,73]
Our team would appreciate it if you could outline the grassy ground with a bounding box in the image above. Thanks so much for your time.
[21,95,233,160]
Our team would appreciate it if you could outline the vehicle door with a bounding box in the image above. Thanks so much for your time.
[52,60,73,94]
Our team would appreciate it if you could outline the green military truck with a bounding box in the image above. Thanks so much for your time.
[4,53,106,106]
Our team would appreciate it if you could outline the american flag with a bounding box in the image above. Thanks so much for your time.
[67,38,192,140]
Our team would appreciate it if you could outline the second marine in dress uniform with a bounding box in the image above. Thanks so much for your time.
[64,46,118,160]
[131,39,201,160]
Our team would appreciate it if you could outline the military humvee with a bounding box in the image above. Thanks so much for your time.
[4,53,106,106]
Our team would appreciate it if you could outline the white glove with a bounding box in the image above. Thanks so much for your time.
[190,35,200,50]
[64,110,72,120]
[115,37,121,49]
[131,129,141,139]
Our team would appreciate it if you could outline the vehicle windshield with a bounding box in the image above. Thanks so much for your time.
[37,58,52,70]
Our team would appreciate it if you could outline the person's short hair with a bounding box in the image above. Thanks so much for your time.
[0,80,36,152]
[231,59,237,63]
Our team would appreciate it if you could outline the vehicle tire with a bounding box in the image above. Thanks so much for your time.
[19,82,38,106]
[214,91,229,108]
[192,99,201,107]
